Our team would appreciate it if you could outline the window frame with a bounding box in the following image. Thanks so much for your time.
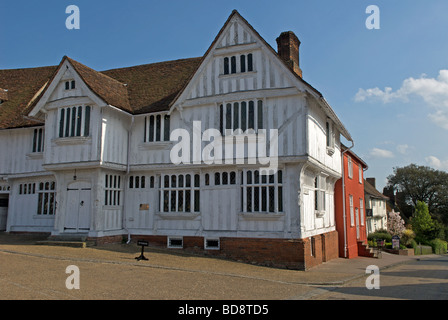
[143,113,170,143]
[159,173,200,213]
[220,99,263,135]
[58,105,91,138]
[240,169,283,214]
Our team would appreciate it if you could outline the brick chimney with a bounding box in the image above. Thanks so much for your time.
[276,31,302,78]
[366,178,376,188]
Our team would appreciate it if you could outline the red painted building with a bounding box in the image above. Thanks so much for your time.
[334,145,370,258]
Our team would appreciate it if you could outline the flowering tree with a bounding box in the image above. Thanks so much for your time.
[387,210,405,236]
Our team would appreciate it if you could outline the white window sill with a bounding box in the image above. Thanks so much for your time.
[156,212,200,220]
[239,212,284,221]
[139,141,173,150]
[52,136,91,146]
[26,152,44,160]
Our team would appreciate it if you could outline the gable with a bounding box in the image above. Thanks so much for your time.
[171,11,306,108]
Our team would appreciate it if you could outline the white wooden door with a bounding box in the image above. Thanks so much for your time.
[355,208,360,239]
[64,182,91,233]
[0,197,8,231]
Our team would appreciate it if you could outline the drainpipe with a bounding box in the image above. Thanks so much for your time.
[341,140,354,258]
[124,116,134,244]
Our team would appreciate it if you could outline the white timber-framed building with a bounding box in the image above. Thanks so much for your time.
[0,10,352,269]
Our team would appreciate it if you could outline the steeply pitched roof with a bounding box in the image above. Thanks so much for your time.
[0,65,57,129]
[364,179,389,200]
[66,57,131,113]
[0,57,202,129]
[102,57,201,114]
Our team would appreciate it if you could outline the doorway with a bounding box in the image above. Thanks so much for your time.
[64,181,91,233]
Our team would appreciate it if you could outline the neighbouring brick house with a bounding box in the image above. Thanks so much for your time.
[0,10,353,269]
[334,145,372,258]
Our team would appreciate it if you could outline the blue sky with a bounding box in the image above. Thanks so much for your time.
[1,0,448,191]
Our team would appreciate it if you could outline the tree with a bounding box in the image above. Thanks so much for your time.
[411,201,434,242]
[387,210,405,236]
[387,164,448,222]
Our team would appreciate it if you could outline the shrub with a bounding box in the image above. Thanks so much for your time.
[429,239,448,254]
[400,229,416,248]
[368,231,392,243]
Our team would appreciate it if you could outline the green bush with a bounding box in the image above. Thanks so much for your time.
[429,239,447,254]
[367,231,392,243]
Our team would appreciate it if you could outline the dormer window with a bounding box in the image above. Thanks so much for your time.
[58,105,91,138]
[32,128,44,153]
[223,53,253,75]
[65,80,76,90]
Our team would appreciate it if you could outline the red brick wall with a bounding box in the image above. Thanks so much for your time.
[128,231,339,270]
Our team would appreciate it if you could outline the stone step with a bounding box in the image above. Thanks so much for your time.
[35,233,92,248]
[36,240,87,248]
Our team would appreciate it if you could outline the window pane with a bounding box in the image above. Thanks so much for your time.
[247,187,252,212]
[278,187,283,212]
[129,176,134,188]
[269,186,275,212]
[224,57,229,75]
[194,174,200,187]
[59,109,65,137]
[241,101,247,131]
[84,106,91,136]
[226,104,232,130]
[171,191,176,211]
[240,55,246,72]
[156,115,161,141]
[185,190,191,212]
[257,100,263,129]
[76,106,82,136]
[65,108,71,137]
[254,186,259,211]
[231,56,236,74]
[149,115,154,142]
[33,129,37,152]
[215,172,220,185]
[222,172,228,185]
[164,115,170,141]
[71,107,76,137]
[219,105,224,133]
[248,101,254,130]
[194,190,200,212]
[178,190,184,212]
[230,172,236,184]
[248,53,253,71]
[233,102,239,130]
[261,187,267,211]
[163,190,169,212]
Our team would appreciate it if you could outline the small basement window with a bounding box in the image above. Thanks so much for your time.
[205,238,220,250]
[167,237,183,249]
